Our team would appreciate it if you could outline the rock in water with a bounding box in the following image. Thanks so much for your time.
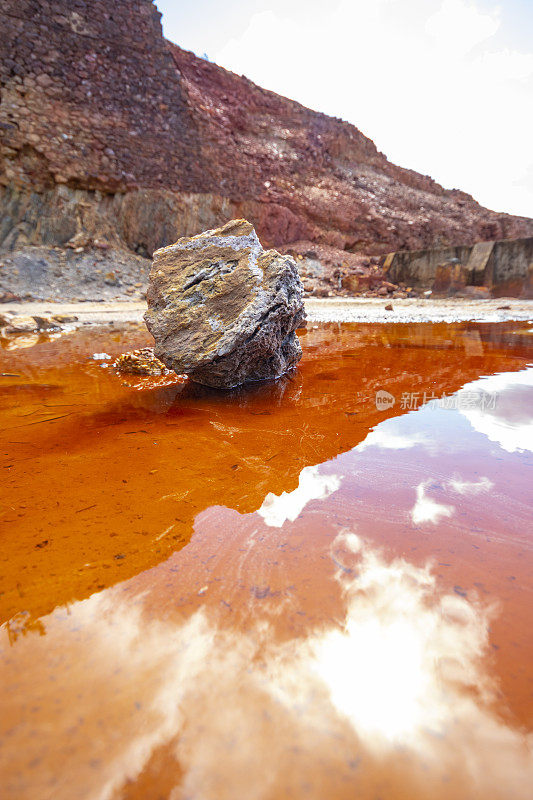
[144,219,305,388]
[114,348,169,376]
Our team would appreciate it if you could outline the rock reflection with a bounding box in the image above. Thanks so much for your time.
[3,333,40,350]
[1,535,531,800]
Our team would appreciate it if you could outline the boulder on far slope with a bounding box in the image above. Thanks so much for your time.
[144,219,305,388]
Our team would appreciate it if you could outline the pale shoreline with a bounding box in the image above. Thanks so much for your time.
[1,297,532,326]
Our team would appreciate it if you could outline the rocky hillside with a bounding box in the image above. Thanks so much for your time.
[1,0,532,299]
[169,44,533,255]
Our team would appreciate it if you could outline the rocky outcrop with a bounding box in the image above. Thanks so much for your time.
[114,348,169,376]
[1,0,532,296]
[144,220,305,388]
[383,236,533,298]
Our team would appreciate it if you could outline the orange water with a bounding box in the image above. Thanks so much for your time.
[1,321,532,799]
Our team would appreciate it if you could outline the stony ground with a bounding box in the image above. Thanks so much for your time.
[0,244,383,302]
[2,298,532,327]
[0,246,150,303]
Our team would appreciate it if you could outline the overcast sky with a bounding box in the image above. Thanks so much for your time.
[156,0,533,218]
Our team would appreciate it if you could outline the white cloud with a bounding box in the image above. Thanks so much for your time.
[425,0,500,54]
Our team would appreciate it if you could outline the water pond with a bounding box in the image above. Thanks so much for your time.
[1,321,532,799]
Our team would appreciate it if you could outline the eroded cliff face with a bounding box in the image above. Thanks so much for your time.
[1,0,532,293]
[169,44,533,255]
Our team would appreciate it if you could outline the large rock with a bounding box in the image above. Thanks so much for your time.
[144,219,305,388]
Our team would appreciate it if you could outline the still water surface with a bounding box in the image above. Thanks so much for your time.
[1,322,532,799]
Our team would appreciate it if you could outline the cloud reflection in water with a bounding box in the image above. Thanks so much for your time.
[257,465,341,527]
[1,534,532,800]
[411,480,455,525]
[458,369,533,454]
